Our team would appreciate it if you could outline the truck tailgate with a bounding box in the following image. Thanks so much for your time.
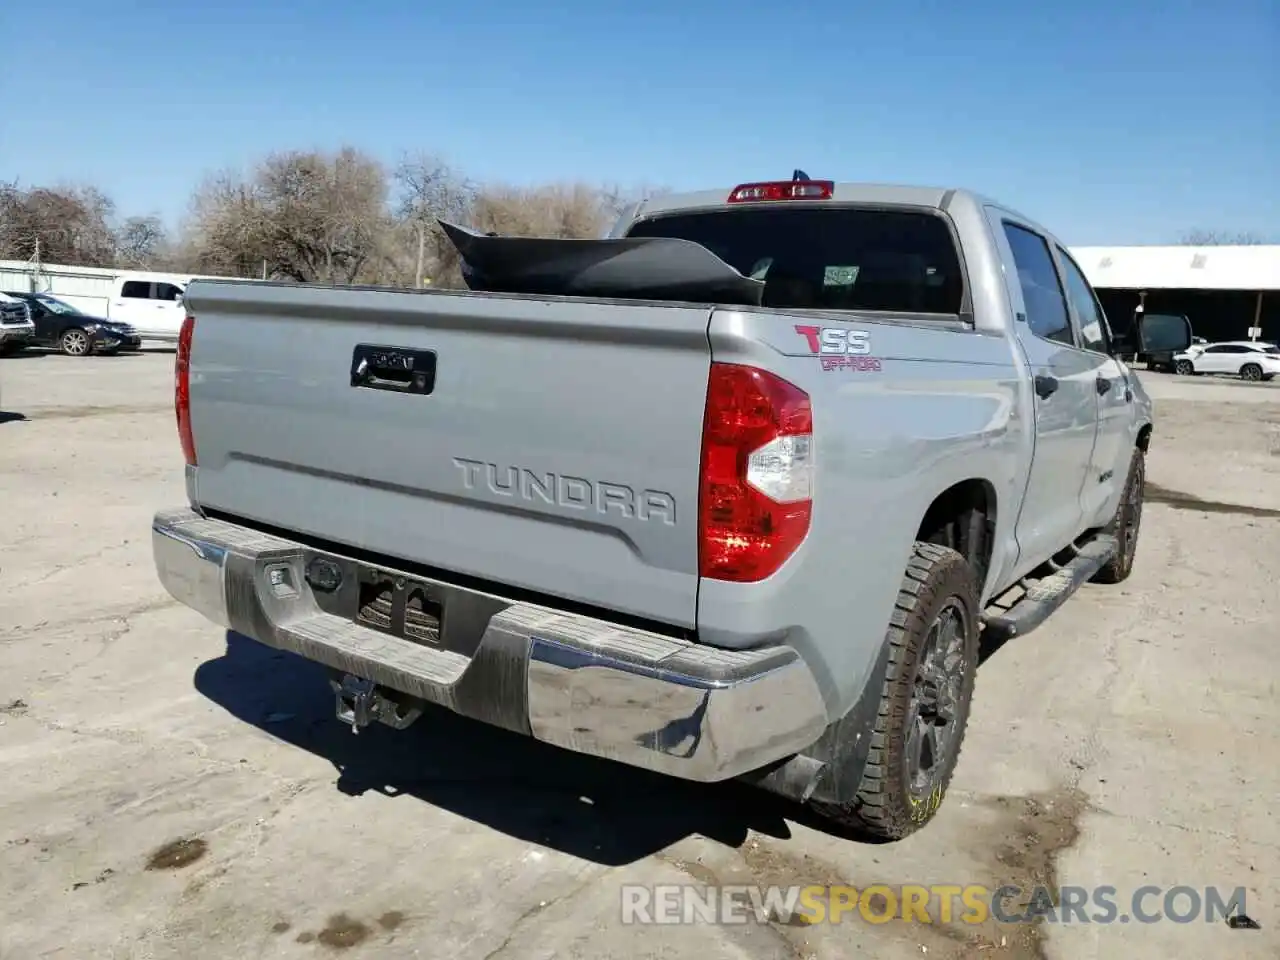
[183,282,712,628]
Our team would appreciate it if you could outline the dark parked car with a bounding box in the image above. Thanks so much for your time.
[0,292,141,356]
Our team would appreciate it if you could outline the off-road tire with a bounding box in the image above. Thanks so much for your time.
[1240,363,1263,383]
[1092,447,1144,584]
[807,542,980,841]
[1174,359,1194,376]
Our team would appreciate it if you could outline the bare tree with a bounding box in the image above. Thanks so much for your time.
[597,181,672,233]
[183,171,272,277]
[261,147,391,283]
[0,181,118,266]
[393,153,476,286]
[169,147,672,287]
[471,182,619,240]
[1180,229,1270,246]
[0,180,29,257]
[183,148,391,284]
[115,215,167,267]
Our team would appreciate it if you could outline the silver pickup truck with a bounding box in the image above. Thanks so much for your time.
[152,178,1190,840]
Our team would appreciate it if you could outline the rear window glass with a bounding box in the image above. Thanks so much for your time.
[625,207,964,314]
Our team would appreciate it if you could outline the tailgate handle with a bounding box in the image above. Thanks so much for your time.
[350,345,437,395]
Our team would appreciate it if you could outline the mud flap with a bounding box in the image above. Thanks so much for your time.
[758,637,893,806]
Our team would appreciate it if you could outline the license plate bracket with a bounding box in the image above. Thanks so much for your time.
[354,565,444,647]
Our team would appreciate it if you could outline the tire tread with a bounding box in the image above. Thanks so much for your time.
[808,541,979,840]
[1093,447,1144,584]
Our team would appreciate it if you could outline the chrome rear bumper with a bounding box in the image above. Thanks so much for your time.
[153,507,827,782]
[0,322,34,344]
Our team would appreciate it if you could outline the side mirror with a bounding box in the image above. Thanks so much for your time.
[1135,313,1192,354]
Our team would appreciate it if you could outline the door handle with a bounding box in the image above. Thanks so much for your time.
[1096,375,1112,395]
[350,344,437,395]
[1034,374,1059,399]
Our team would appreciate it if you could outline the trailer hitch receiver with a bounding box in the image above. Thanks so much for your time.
[332,674,424,734]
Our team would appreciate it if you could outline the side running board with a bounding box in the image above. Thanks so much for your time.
[981,534,1118,642]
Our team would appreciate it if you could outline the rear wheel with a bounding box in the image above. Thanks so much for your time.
[1093,447,1144,584]
[59,327,91,356]
[1174,359,1194,376]
[807,542,980,840]
[1241,363,1263,383]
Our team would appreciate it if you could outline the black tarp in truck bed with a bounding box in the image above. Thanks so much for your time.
[438,220,766,306]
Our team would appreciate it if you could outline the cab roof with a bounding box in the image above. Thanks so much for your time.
[629,181,1018,218]
[625,180,1052,240]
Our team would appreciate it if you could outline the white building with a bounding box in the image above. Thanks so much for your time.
[1069,244,1279,343]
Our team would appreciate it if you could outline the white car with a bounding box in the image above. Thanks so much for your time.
[1173,340,1280,382]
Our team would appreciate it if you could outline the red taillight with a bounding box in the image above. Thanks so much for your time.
[175,314,196,466]
[699,363,814,582]
[726,180,834,203]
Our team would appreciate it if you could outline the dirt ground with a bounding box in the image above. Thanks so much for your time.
[1,350,1277,960]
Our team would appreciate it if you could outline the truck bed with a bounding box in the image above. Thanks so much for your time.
[184,281,714,628]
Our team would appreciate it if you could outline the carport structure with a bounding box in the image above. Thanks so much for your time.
[1069,244,1280,344]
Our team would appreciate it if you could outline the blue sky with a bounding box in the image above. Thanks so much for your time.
[2,0,1275,245]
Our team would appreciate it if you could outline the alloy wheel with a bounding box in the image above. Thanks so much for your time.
[905,598,970,797]
[61,329,90,356]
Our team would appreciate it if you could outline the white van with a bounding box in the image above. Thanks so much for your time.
[105,272,192,342]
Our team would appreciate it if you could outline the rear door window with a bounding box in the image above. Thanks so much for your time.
[1055,246,1110,353]
[625,207,964,314]
[1001,223,1075,347]
[120,281,152,299]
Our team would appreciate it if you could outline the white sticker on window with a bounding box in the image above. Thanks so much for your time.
[823,265,859,287]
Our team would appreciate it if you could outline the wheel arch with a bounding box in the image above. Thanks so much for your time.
[1136,423,1153,453]
[915,478,998,596]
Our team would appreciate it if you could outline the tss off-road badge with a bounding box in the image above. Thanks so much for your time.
[794,324,883,372]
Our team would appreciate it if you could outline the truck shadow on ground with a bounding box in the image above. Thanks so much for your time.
[195,622,1032,863]
[195,631,805,865]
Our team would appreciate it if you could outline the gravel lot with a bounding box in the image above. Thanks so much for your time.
[1,350,1277,960]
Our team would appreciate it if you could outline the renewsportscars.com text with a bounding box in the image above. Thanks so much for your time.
[620,883,1250,926]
